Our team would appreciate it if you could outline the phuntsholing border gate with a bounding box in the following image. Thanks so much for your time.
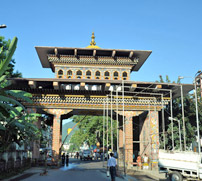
[9,33,193,170]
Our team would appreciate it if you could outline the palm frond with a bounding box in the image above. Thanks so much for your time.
[0,104,10,117]
[0,111,6,120]
[0,124,6,131]
[0,37,18,77]
[0,75,6,83]
[0,95,25,110]
[6,90,32,103]
[0,102,21,117]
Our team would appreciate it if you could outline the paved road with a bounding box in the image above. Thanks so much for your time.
[9,158,126,181]
[8,158,165,181]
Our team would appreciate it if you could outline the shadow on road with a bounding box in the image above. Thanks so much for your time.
[10,173,36,181]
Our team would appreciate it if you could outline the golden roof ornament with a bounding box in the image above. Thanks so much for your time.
[86,32,100,49]
[90,32,96,46]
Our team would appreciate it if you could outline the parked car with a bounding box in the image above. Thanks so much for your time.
[80,150,93,160]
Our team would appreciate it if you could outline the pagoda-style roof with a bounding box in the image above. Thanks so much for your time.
[35,46,152,72]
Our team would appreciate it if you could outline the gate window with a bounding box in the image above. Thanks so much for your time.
[113,71,119,80]
[122,72,128,80]
[95,71,100,79]
[104,71,110,79]
[58,69,63,78]
[67,70,72,79]
[86,70,91,79]
[76,70,82,79]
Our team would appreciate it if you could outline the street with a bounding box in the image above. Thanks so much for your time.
[8,158,166,181]
[9,158,126,181]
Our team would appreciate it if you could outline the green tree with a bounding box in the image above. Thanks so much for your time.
[158,75,201,150]
[0,107,41,152]
[0,37,40,152]
[0,36,22,78]
[69,115,117,151]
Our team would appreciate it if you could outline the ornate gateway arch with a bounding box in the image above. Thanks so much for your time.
[9,33,193,168]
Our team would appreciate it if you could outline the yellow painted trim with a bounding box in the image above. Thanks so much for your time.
[33,94,170,101]
[34,94,108,98]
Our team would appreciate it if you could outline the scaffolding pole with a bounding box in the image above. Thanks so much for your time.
[122,80,126,176]
[107,95,109,163]
[181,84,186,150]
[161,94,166,150]
[111,90,113,152]
[103,101,105,167]
[116,88,119,167]
[170,90,174,150]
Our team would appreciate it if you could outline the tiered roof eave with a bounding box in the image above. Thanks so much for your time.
[35,46,152,72]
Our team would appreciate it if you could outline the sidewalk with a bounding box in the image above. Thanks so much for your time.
[117,166,168,181]
[4,167,44,181]
[136,169,167,180]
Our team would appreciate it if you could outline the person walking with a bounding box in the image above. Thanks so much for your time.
[66,154,69,166]
[107,152,117,181]
[76,152,79,159]
[61,153,65,166]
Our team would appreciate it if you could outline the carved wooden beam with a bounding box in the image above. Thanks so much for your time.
[54,48,58,56]
[105,83,111,91]
[112,50,116,58]
[93,49,96,57]
[28,81,36,89]
[134,57,139,63]
[156,84,162,89]
[80,82,85,90]
[130,84,137,91]
[129,51,134,58]
[74,49,77,56]
[53,81,59,90]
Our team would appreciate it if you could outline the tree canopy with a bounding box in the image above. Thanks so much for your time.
[158,75,202,151]
[0,36,22,78]
[69,115,117,152]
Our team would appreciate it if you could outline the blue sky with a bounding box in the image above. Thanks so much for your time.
[1,0,202,84]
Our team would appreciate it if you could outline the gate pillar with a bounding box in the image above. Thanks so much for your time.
[139,110,159,169]
[118,111,143,168]
[44,109,72,159]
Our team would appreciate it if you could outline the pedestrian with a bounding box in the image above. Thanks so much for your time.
[137,154,142,170]
[143,153,149,170]
[101,152,103,160]
[61,153,65,166]
[66,154,69,166]
[105,152,108,160]
[107,152,117,181]
[76,152,79,159]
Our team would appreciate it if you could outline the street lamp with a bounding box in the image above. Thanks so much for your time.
[0,24,7,29]
[169,117,182,151]
[178,70,202,154]
[180,83,186,151]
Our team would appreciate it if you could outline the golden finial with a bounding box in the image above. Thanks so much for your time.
[90,32,96,46]
[86,32,100,49]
